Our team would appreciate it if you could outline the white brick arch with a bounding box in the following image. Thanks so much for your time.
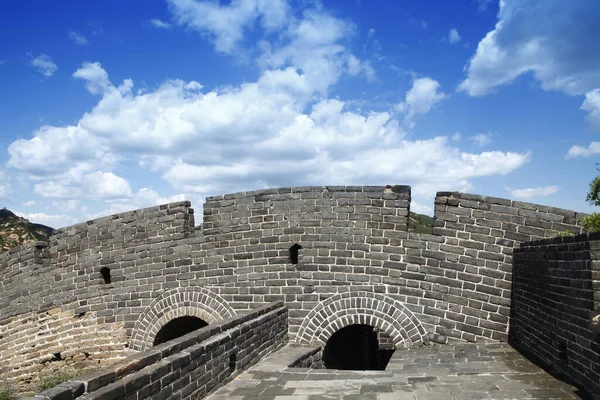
[296,291,428,348]
[130,287,235,350]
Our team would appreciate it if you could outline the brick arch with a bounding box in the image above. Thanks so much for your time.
[296,291,428,348]
[130,287,235,350]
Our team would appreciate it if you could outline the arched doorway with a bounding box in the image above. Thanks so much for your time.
[152,316,208,346]
[322,324,394,370]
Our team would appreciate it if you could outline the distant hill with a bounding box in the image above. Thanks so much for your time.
[0,208,54,252]
[407,211,434,234]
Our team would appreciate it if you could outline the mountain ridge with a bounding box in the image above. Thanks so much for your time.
[0,208,54,252]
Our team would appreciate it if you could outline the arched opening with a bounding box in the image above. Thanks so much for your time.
[322,324,395,370]
[152,316,208,346]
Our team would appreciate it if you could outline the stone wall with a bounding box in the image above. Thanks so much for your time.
[0,186,587,392]
[512,234,600,395]
[0,202,196,392]
[26,302,287,400]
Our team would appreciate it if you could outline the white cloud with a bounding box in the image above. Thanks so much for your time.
[0,184,10,197]
[33,165,131,199]
[565,141,600,159]
[8,6,532,224]
[475,0,494,12]
[24,200,37,207]
[68,31,89,45]
[581,89,600,130]
[148,19,173,29]
[397,77,447,123]
[168,0,289,53]
[258,10,375,93]
[51,200,81,212]
[509,185,559,199]
[469,133,492,146]
[449,28,461,44]
[9,58,529,212]
[133,188,186,205]
[459,0,600,97]
[13,211,78,229]
[410,201,433,216]
[29,53,57,77]
[73,62,112,95]
[7,125,115,175]
[451,132,461,141]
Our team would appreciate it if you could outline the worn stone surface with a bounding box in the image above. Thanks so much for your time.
[31,302,288,400]
[207,343,591,400]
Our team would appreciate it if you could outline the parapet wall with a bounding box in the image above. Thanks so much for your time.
[0,185,587,392]
[512,234,600,395]
[0,202,196,392]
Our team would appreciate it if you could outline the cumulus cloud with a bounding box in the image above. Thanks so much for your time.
[258,10,375,93]
[509,185,559,199]
[7,125,115,175]
[148,19,173,29]
[13,211,78,229]
[581,89,600,130]
[51,200,81,212]
[469,133,492,146]
[0,184,10,197]
[68,31,89,45]
[449,28,461,44]
[29,53,57,77]
[459,0,600,97]
[8,61,529,210]
[7,5,531,223]
[73,62,113,95]
[33,165,132,199]
[168,0,289,53]
[397,77,447,123]
[565,141,600,159]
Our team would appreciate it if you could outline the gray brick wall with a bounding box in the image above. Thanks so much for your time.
[512,234,600,395]
[0,185,587,392]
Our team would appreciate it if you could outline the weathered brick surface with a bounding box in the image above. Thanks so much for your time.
[0,186,586,392]
[512,234,600,396]
[28,302,287,400]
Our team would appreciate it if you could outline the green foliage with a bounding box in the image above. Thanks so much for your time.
[0,387,17,400]
[586,174,600,207]
[582,212,600,233]
[556,230,574,237]
[584,164,600,232]
[408,211,434,234]
[38,371,74,392]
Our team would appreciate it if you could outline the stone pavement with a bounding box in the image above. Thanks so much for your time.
[207,343,593,400]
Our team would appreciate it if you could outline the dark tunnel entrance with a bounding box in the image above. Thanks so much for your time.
[322,324,395,370]
[152,316,208,346]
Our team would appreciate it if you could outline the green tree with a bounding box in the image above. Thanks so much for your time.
[583,165,600,232]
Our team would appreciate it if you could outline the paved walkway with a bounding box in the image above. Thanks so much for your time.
[207,343,591,400]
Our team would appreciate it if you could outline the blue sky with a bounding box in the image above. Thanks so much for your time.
[1,0,600,228]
